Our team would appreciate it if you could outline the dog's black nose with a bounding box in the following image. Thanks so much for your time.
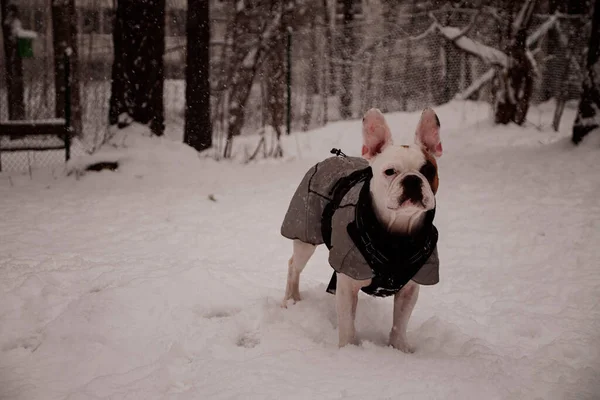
[402,175,422,190]
[401,175,423,202]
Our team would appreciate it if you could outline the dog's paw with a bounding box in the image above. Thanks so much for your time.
[338,340,359,348]
[390,340,415,354]
[280,291,302,309]
[338,336,360,348]
[280,296,301,309]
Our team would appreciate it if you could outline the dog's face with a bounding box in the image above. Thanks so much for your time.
[361,108,442,233]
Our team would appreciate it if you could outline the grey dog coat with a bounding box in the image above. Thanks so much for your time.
[281,155,439,296]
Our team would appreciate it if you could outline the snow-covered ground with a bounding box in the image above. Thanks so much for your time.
[1,101,599,400]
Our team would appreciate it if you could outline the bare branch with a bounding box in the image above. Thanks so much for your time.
[513,0,536,32]
[455,9,482,40]
[455,68,495,100]
[526,13,558,47]
[526,49,539,76]
[433,8,561,71]
[554,21,583,77]
[355,22,436,57]
[431,14,508,67]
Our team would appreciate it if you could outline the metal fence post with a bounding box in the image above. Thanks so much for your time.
[286,27,292,136]
[64,50,72,162]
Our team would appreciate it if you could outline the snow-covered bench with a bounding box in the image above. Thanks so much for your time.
[0,119,72,171]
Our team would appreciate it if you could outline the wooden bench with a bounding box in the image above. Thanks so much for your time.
[0,51,74,172]
[0,119,72,171]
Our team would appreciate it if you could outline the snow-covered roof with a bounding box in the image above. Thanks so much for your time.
[16,28,38,40]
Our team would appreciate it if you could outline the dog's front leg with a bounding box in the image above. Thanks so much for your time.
[336,273,369,347]
[281,240,316,308]
[389,281,419,353]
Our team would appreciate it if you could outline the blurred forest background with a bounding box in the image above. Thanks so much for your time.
[0,0,597,168]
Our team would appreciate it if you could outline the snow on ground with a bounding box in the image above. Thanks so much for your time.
[0,101,599,400]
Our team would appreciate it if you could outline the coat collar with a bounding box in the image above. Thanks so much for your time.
[346,175,438,297]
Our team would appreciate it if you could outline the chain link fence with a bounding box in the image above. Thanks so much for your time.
[0,0,188,173]
[0,5,588,171]
[287,11,587,133]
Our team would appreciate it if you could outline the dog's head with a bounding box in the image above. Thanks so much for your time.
[361,108,442,234]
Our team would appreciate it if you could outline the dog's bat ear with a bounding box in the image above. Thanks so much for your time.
[362,108,393,160]
[415,108,442,157]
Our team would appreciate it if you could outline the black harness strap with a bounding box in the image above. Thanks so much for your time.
[321,149,372,295]
[349,181,438,297]
[321,150,372,250]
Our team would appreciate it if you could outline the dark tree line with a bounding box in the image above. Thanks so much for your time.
[0,0,215,152]
[185,0,212,151]
[1,0,598,153]
[108,0,211,149]
[109,0,166,136]
[1,1,25,120]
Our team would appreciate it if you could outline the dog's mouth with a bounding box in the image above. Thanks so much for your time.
[387,192,436,211]
[399,196,426,209]
[387,196,426,211]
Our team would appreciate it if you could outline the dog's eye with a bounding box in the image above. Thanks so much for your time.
[419,161,436,181]
[384,168,396,176]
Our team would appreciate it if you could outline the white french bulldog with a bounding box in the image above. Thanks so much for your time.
[280,108,442,352]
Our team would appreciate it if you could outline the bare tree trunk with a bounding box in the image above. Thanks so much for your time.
[184,0,212,151]
[462,52,472,95]
[443,39,461,103]
[400,0,417,111]
[52,0,82,137]
[224,47,262,156]
[554,0,590,131]
[380,0,399,112]
[494,0,537,125]
[324,0,335,97]
[401,42,414,111]
[363,50,375,112]
[223,2,290,158]
[339,0,354,119]
[1,1,25,120]
[266,3,295,156]
[539,0,561,102]
[572,0,600,144]
[321,0,331,123]
[265,30,285,155]
[302,19,319,131]
[224,5,260,157]
[434,8,461,104]
[109,0,165,136]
